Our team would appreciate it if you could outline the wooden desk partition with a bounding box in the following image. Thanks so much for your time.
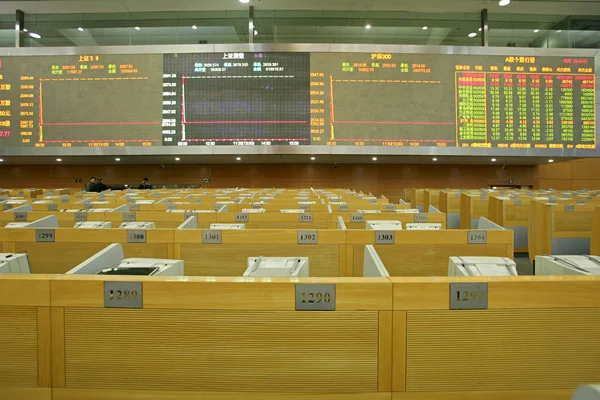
[488,196,531,253]
[174,229,347,277]
[0,274,55,400]
[347,229,513,277]
[592,206,600,255]
[391,276,600,400]
[2,228,174,274]
[335,212,447,230]
[216,212,332,229]
[460,193,489,229]
[49,275,392,400]
[439,191,462,229]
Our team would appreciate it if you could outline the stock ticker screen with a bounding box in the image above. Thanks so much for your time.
[0,51,595,152]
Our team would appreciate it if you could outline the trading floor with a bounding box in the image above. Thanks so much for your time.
[1,186,600,400]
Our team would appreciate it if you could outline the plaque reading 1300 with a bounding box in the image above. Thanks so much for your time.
[0,51,594,151]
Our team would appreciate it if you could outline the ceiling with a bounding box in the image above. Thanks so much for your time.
[0,154,574,166]
[1,0,600,16]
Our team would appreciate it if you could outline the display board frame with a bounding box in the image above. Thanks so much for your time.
[0,43,597,159]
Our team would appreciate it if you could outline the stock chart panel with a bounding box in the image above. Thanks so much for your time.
[310,53,596,150]
[0,54,164,148]
[162,52,310,146]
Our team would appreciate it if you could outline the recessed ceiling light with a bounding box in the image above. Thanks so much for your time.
[491,158,497,162]
[433,158,438,161]
[534,29,540,33]
[365,24,372,30]
[239,0,250,3]
[28,32,41,39]
[236,157,241,161]
[192,25,198,30]
[115,158,121,162]
[134,26,141,31]
[23,28,27,32]
[556,30,562,33]
[78,27,84,32]
[372,157,378,161]
[468,32,478,38]
[310,157,316,161]
[479,27,483,32]
[56,158,62,162]
[499,0,511,6]
[422,26,428,30]
[549,159,554,163]
[175,157,181,161]
[0,158,3,162]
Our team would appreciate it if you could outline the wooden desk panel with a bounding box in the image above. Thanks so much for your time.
[0,306,39,387]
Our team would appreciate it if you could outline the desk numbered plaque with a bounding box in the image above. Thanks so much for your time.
[236,213,249,222]
[415,213,428,223]
[14,212,27,221]
[127,230,147,244]
[123,212,137,222]
[450,283,488,310]
[350,213,364,223]
[467,231,487,244]
[385,204,396,212]
[299,213,313,223]
[74,211,87,222]
[295,284,336,311]
[338,204,349,212]
[202,230,222,244]
[375,231,395,244]
[129,203,140,211]
[298,230,318,244]
[184,212,197,220]
[36,229,55,243]
[300,204,310,211]
[104,282,143,309]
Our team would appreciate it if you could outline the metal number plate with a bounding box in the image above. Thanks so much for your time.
[202,230,222,244]
[184,212,197,220]
[450,283,488,310]
[36,229,55,243]
[299,213,313,223]
[48,203,58,211]
[129,203,140,211]
[61,198,69,204]
[514,200,522,206]
[565,204,575,212]
[252,203,263,209]
[414,213,428,223]
[2,203,12,210]
[127,230,147,243]
[14,212,27,221]
[350,213,364,223]
[479,194,487,200]
[214,203,223,211]
[375,231,395,244]
[104,282,143,309]
[468,231,487,244]
[194,198,203,204]
[300,204,310,211]
[236,213,249,222]
[166,203,177,211]
[369,198,377,204]
[123,212,137,222]
[338,204,349,212]
[385,204,396,212]
[74,211,87,222]
[295,284,335,311]
[298,230,318,244]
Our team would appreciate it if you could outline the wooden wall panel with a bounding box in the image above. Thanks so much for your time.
[63,309,379,393]
[0,306,39,387]
[405,309,600,392]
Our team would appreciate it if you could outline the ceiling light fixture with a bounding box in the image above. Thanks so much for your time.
[549,159,554,163]
[254,29,258,36]
[534,29,540,33]
[433,158,438,161]
[491,158,497,162]
[310,157,316,161]
[239,0,250,3]
[0,158,3,162]
[56,158,62,162]
[372,157,378,161]
[78,27,84,32]
[23,28,27,32]
[28,32,41,39]
[365,24,372,30]
[115,158,121,162]
[134,26,141,31]
[468,32,478,38]
[236,157,241,161]
[422,26,428,30]
[499,0,511,6]
[479,27,483,32]
[192,25,198,30]
[556,30,562,33]
[175,157,181,161]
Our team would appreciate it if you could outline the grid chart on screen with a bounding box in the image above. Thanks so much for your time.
[162,52,311,146]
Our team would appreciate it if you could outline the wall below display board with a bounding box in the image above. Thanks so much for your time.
[0,159,597,202]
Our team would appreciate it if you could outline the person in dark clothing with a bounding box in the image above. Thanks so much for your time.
[138,178,153,190]
[85,176,96,192]
[90,177,109,193]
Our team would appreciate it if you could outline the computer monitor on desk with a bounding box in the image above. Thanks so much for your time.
[0,253,31,274]
[243,257,309,277]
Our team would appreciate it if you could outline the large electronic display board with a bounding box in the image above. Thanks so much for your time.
[0,50,595,154]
